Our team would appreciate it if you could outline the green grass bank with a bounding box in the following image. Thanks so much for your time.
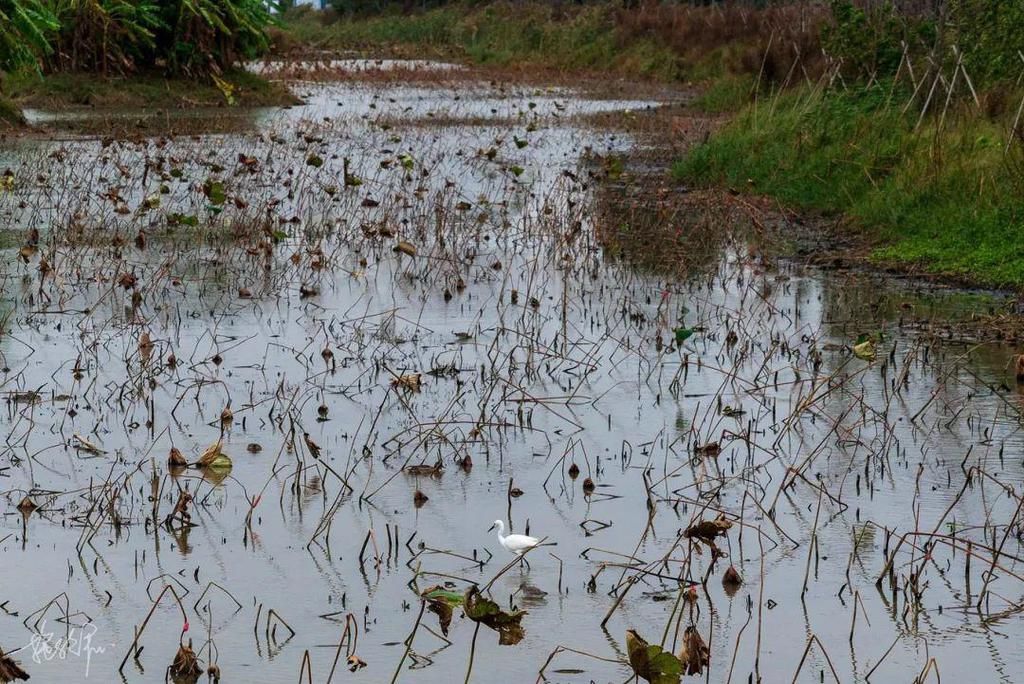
[282,4,682,80]
[674,85,1024,288]
[279,1,813,83]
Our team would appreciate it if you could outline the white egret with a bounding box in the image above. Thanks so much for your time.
[489,519,542,566]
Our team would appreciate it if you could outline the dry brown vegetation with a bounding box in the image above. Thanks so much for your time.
[611,1,829,83]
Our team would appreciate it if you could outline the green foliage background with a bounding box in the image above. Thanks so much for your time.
[0,0,276,79]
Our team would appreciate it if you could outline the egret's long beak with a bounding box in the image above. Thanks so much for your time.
[487,523,495,532]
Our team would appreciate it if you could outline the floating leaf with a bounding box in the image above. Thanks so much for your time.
[674,327,694,345]
[169,213,199,227]
[464,586,526,645]
[422,586,464,605]
[307,154,324,168]
[684,514,733,544]
[853,336,876,361]
[422,586,462,636]
[197,441,232,470]
[206,453,233,470]
[626,629,682,684]
[203,180,226,206]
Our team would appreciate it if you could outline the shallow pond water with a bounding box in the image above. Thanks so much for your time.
[1,71,1023,684]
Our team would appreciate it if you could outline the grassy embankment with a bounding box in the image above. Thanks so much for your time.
[282,4,679,79]
[280,2,809,86]
[674,0,1024,288]
[284,2,1024,289]
[676,85,1024,287]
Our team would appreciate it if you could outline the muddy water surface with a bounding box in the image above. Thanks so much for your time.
[1,67,1023,683]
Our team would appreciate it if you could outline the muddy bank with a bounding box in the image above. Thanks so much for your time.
[9,59,679,138]
[9,71,295,109]
[3,68,299,137]
[590,99,1024,344]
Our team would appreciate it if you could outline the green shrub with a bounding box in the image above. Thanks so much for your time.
[2,0,276,81]
[947,0,1024,84]
[0,0,58,74]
